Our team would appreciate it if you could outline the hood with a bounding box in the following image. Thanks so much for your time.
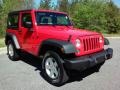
[37,26,100,40]
[65,28,99,37]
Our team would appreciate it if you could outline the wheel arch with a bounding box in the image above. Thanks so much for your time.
[38,39,77,57]
[104,38,109,45]
[5,33,20,49]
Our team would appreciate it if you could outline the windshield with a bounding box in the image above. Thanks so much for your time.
[35,12,72,26]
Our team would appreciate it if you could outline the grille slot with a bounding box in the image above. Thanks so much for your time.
[83,37,100,51]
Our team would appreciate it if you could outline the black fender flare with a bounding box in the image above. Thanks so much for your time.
[104,38,109,45]
[5,33,20,49]
[39,39,77,55]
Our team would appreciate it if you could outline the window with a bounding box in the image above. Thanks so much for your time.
[7,14,19,29]
[21,13,32,27]
[57,16,69,25]
[35,12,72,26]
[41,17,52,24]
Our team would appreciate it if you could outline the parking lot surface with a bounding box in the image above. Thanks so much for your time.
[0,39,120,90]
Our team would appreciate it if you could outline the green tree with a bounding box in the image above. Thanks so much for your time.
[39,0,52,9]
[0,0,35,37]
[57,0,79,15]
[58,0,69,12]
[0,0,19,37]
[57,0,120,34]
[71,0,107,32]
[21,0,35,9]
[105,1,120,33]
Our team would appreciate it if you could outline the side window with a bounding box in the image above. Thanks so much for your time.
[7,14,19,29]
[21,13,32,27]
[41,17,52,24]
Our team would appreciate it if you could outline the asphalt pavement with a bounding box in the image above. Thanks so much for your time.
[0,39,120,90]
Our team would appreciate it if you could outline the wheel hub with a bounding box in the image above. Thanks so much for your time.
[8,44,14,57]
[45,57,59,79]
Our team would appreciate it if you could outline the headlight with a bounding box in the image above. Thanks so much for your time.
[75,39,81,47]
[99,37,103,43]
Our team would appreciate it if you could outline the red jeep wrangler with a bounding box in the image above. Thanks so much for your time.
[5,9,113,86]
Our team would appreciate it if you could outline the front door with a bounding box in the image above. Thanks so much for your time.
[19,12,34,53]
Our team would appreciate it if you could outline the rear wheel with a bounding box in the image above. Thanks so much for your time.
[7,41,19,61]
[42,51,68,86]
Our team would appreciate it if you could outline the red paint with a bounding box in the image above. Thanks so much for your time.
[6,9,104,57]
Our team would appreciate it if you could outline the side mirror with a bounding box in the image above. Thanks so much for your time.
[24,21,32,28]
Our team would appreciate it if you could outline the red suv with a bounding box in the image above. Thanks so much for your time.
[5,9,113,86]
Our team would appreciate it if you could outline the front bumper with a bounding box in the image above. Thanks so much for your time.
[64,48,113,71]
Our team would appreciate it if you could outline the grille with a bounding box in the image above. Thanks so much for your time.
[83,37,100,51]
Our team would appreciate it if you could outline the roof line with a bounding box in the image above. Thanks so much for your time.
[8,9,67,14]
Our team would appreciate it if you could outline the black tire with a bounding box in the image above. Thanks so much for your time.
[7,41,19,61]
[42,51,69,86]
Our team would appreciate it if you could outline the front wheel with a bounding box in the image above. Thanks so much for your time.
[42,51,68,86]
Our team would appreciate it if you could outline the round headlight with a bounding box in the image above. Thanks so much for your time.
[75,39,81,47]
[99,37,103,43]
